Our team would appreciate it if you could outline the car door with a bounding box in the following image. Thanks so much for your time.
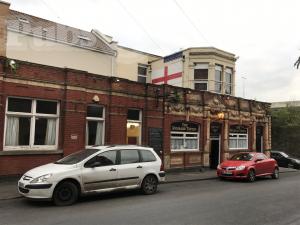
[116,149,144,187]
[254,154,268,175]
[81,150,118,191]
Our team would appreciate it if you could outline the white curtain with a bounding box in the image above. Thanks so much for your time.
[171,139,184,149]
[5,116,19,146]
[95,122,103,145]
[185,139,197,149]
[45,118,56,145]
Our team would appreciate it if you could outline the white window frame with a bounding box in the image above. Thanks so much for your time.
[214,65,223,93]
[4,97,60,151]
[194,63,208,91]
[85,105,105,148]
[171,131,199,152]
[127,109,142,145]
[229,133,248,150]
[137,64,147,83]
[225,68,233,95]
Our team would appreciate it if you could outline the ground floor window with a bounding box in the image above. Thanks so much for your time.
[86,105,105,146]
[229,125,248,150]
[127,109,142,145]
[170,122,199,151]
[4,97,59,150]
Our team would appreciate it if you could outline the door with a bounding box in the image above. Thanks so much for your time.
[210,139,220,169]
[117,149,144,187]
[81,150,118,191]
[256,126,263,153]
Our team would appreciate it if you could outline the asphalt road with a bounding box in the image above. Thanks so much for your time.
[0,172,300,225]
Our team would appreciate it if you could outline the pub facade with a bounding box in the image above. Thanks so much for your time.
[0,57,271,175]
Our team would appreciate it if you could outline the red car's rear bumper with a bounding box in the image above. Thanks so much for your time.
[217,169,248,179]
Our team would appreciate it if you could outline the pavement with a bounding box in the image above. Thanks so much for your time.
[0,167,298,201]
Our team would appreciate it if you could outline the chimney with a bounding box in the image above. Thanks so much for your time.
[0,1,10,57]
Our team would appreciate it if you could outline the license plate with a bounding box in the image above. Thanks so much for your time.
[222,170,232,175]
[18,182,25,188]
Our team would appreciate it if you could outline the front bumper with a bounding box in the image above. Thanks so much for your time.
[18,180,54,199]
[217,169,248,179]
[158,172,166,183]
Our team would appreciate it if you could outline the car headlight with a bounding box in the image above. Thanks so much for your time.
[236,166,246,171]
[30,174,52,184]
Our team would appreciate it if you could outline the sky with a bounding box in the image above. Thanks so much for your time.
[7,0,300,102]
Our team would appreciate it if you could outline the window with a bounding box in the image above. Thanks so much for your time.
[120,150,140,164]
[214,65,222,93]
[229,133,248,150]
[127,109,142,145]
[86,105,105,146]
[225,68,233,95]
[140,150,156,162]
[4,97,59,150]
[85,150,117,167]
[194,64,208,91]
[137,64,147,83]
[171,132,199,151]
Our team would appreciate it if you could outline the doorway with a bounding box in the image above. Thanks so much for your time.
[210,138,220,169]
[256,126,264,153]
[210,122,222,169]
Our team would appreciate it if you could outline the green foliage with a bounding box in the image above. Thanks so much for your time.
[271,106,300,158]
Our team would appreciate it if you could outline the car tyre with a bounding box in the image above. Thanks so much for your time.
[141,175,158,195]
[247,169,256,182]
[53,181,78,206]
[271,168,279,179]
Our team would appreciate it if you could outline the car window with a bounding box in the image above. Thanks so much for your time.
[120,150,140,164]
[55,149,99,165]
[256,154,267,160]
[85,150,117,167]
[231,153,253,161]
[140,150,156,162]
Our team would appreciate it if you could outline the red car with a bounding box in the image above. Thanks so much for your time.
[217,152,279,182]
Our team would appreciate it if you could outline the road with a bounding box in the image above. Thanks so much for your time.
[0,172,300,225]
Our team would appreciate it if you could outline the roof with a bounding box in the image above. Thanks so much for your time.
[117,45,162,58]
[6,10,116,55]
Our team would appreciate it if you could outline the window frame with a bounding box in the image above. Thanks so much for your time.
[127,109,142,145]
[225,67,233,95]
[137,64,148,83]
[4,97,60,151]
[194,63,208,91]
[85,105,105,148]
[229,133,248,150]
[214,65,223,93]
[170,131,199,152]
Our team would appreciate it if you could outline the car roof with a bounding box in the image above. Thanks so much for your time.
[87,145,153,151]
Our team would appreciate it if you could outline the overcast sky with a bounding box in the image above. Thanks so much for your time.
[7,0,300,102]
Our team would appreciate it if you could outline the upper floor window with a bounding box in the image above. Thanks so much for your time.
[225,68,233,95]
[137,64,147,83]
[4,97,59,150]
[194,64,208,91]
[214,65,223,93]
[86,105,105,147]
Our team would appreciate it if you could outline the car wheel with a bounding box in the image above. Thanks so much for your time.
[271,168,279,179]
[247,169,256,182]
[141,175,158,195]
[53,181,78,206]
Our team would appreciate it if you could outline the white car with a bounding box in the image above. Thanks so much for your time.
[18,145,165,206]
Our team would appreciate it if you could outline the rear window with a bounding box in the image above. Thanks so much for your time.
[140,150,156,162]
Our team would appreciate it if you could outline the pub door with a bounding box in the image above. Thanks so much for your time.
[210,123,222,169]
[256,126,264,153]
[210,137,220,169]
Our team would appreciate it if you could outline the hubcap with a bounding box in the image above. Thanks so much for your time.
[58,187,72,201]
[144,177,156,192]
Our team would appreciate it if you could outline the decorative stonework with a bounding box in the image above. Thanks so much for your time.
[189,105,204,116]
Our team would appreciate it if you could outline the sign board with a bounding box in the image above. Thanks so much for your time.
[230,125,248,134]
[148,128,163,155]
[210,122,221,138]
[171,122,199,132]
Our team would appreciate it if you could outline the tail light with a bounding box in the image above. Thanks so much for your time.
[160,163,164,171]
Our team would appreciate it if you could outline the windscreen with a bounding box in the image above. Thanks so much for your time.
[230,153,254,161]
[54,149,99,165]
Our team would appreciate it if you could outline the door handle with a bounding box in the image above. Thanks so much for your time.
[109,168,117,171]
[137,165,143,168]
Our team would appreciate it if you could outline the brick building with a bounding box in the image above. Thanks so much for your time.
[0,57,271,175]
